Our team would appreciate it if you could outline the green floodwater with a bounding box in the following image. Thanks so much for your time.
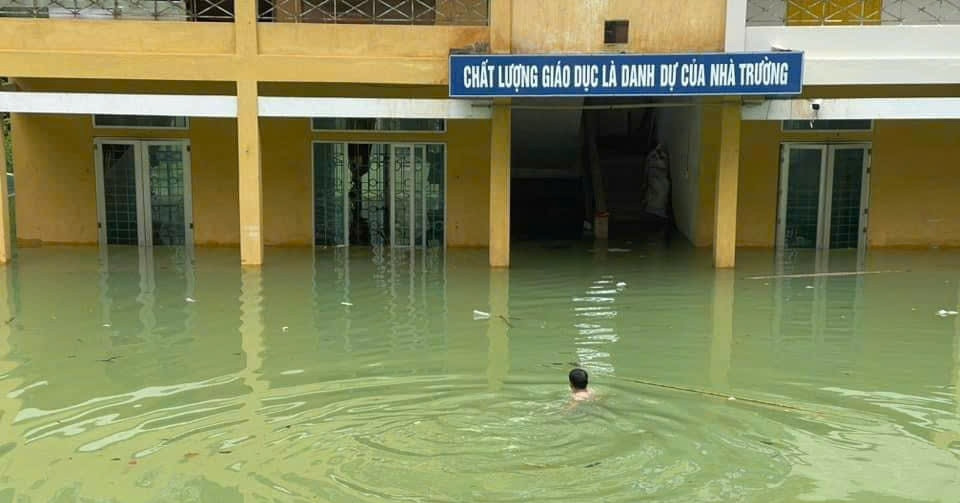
[0,243,958,502]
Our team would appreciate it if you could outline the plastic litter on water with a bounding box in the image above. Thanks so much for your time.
[472,310,491,320]
[185,297,197,303]
[936,309,958,317]
[616,281,627,288]
[281,326,289,332]
[341,302,353,307]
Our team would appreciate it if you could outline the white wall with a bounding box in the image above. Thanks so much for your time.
[745,25,960,85]
[656,102,702,245]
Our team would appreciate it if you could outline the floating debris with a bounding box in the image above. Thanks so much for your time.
[936,309,958,317]
[804,285,814,289]
[341,302,353,307]
[472,310,490,320]
[281,326,289,332]
[616,281,627,288]
[185,297,197,303]
[102,324,111,328]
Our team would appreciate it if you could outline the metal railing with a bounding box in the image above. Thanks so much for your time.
[747,0,960,25]
[0,0,234,20]
[257,0,488,25]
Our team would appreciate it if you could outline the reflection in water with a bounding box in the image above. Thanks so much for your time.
[0,245,959,501]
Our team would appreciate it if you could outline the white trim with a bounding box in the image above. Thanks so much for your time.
[724,0,748,52]
[135,143,149,246]
[745,25,960,85]
[0,92,236,117]
[820,146,834,249]
[261,97,493,119]
[859,147,872,249]
[743,98,960,120]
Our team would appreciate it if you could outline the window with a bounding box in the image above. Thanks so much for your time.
[311,118,445,132]
[93,115,189,129]
[604,20,629,44]
[782,120,872,132]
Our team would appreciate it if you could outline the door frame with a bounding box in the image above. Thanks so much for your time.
[93,138,193,248]
[389,143,415,248]
[312,141,447,249]
[776,142,871,250]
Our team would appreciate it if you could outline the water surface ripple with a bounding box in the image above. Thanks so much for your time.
[0,245,958,502]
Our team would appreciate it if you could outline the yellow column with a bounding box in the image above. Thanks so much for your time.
[713,99,741,269]
[237,80,263,266]
[488,0,512,268]
[235,0,263,266]
[0,123,11,263]
[489,102,511,268]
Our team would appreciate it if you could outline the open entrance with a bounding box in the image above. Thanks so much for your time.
[510,98,683,244]
[777,143,871,250]
[94,139,193,248]
[312,142,445,248]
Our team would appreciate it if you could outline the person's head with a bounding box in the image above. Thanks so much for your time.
[569,368,588,391]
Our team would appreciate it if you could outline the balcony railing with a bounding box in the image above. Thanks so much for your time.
[0,0,234,20]
[257,0,488,25]
[747,0,960,25]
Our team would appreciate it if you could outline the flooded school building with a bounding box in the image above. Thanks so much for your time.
[0,0,959,268]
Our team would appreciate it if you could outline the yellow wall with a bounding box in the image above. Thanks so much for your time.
[511,0,724,53]
[869,120,960,247]
[734,118,960,248]
[11,113,239,246]
[12,80,489,248]
[696,104,722,246]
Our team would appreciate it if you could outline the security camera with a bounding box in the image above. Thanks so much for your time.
[811,99,822,111]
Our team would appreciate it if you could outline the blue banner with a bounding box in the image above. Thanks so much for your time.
[449,52,803,98]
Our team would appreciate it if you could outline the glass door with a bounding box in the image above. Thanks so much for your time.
[314,142,444,249]
[777,143,870,250]
[95,140,193,248]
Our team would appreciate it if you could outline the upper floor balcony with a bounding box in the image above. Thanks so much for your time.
[747,0,960,26]
[0,0,488,24]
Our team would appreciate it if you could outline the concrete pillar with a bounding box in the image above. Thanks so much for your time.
[713,100,741,269]
[237,79,263,266]
[0,123,11,264]
[489,102,511,268]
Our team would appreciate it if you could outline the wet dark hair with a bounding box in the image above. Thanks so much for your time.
[569,368,588,390]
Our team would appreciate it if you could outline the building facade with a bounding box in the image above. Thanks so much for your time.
[0,0,958,269]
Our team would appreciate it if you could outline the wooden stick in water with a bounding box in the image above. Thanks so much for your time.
[622,377,827,416]
[747,270,904,280]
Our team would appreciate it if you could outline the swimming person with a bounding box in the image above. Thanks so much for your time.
[569,368,596,401]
